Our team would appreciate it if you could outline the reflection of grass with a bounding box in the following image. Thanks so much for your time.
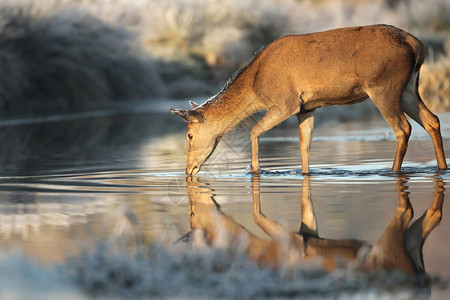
[2,237,440,298]
[64,230,440,298]
[1,0,449,116]
[0,112,177,176]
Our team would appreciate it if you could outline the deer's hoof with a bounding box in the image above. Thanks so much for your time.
[251,166,260,174]
[245,164,260,174]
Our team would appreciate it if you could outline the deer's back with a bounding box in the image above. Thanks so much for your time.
[250,25,421,109]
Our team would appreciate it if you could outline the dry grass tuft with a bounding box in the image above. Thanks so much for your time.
[420,45,450,111]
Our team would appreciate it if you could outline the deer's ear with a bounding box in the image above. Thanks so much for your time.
[174,231,193,244]
[170,108,190,122]
[170,108,205,123]
[189,101,200,109]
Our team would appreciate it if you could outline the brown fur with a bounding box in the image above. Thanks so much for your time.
[171,24,447,175]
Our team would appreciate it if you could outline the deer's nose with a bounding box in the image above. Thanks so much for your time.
[186,165,199,175]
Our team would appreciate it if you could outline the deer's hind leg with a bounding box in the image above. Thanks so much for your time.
[299,176,318,237]
[368,88,412,172]
[367,180,416,273]
[402,72,447,169]
[405,179,444,273]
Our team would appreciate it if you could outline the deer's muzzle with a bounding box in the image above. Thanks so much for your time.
[186,165,200,175]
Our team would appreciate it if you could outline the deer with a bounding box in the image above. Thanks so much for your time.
[170,24,447,175]
[181,175,444,274]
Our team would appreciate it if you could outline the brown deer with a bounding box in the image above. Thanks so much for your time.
[183,175,444,274]
[170,24,447,175]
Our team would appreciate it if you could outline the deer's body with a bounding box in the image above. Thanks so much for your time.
[171,24,447,175]
[185,176,444,274]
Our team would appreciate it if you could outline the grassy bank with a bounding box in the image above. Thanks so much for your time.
[419,45,450,112]
[0,5,165,116]
[0,0,449,116]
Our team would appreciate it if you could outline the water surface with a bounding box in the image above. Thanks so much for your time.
[0,103,449,299]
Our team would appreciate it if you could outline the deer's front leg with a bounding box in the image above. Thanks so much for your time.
[250,137,260,173]
[252,175,295,241]
[297,111,315,174]
[250,107,292,173]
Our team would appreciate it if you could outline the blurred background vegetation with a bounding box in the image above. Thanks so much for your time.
[0,0,449,117]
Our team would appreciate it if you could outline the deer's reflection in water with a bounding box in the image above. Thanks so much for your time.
[185,175,444,275]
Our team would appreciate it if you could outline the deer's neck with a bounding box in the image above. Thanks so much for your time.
[203,212,267,245]
[202,70,261,135]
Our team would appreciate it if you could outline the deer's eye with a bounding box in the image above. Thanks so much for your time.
[188,133,193,141]
[190,212,195,217]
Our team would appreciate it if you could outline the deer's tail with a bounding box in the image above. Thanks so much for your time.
[414,38,426,72]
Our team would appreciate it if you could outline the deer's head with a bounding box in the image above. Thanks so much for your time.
[170,101,222,175]
[174,177,222,245]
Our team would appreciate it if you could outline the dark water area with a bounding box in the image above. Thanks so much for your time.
[0,102,449,299]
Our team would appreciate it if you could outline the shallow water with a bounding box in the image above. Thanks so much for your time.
[0,102,449,299]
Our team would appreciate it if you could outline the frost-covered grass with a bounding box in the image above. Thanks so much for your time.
[0,4,164,116]
[420,44,450,111]
[0,0,449,116]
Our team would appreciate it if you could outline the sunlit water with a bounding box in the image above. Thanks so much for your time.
[0,101,449,299]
